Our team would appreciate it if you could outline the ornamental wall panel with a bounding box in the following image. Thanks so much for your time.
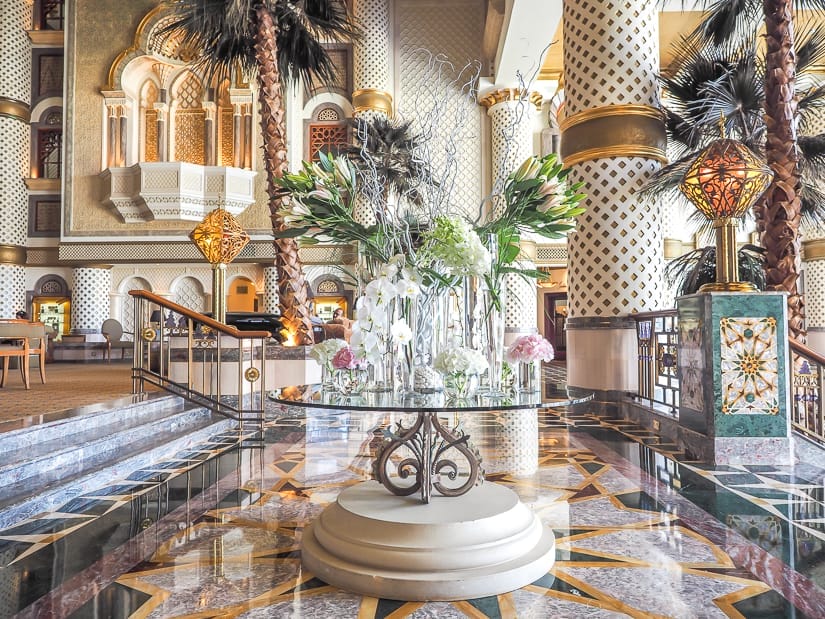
[395,0,485,218]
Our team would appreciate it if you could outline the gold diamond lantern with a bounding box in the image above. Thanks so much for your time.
[190,209,250,323]
[679,138,773,292]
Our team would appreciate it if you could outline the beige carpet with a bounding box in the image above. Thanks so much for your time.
[0,361,148,422]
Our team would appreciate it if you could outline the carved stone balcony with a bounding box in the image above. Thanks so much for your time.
[100,162,257,223]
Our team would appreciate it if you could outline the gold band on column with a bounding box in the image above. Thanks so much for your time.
[0,244,27,265]
[479,88,543,110]
[0,97,31,123]
[560,104,666,167]
[803,239,825,261]
[352,88,393,116]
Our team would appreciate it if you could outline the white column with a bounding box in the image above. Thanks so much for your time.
[263,265,279,314]
[561,0,667,392]
[0,0,32,318]
[71,268,113,335]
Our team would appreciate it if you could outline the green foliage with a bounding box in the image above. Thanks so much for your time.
[666,244,767,296]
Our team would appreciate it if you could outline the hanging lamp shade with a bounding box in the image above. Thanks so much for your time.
[190,209,250,265]
[679,139,773,219]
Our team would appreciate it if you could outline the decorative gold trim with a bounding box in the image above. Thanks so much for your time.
[559,104,663,131]
[106,5,165,89]
[0,97,31,123]
[142,327,157,342]
[27,30,63,45]
[0,245,26,265]
[803,238,825,261]
[698,281,758,293]
[479,88,543,110]
[560,105,667,167]
[244,367,260,383]
[562,145,668,168]
[352,88,393,116]
[24,178,60,191]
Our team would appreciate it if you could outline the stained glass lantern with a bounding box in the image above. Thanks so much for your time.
[190,209,250,323]
[679,139,773,292]
[679,139,773,220]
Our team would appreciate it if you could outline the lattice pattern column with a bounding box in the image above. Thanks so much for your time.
[263,265,280,314]
[481,90,542,340]
[352,0,392,119]
[561,0,667,391]
[71,268,113,334]
[0,0,32,317]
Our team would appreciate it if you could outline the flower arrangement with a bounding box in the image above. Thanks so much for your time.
[505,333,555,364]
[421,216,491,278]
[433,346,489,377]
[309,338,348,367]
[331,345,366,370]
[433,345,489,399]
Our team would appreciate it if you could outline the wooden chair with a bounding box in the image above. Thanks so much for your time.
[0,323,39,389]
[101,318,133,361]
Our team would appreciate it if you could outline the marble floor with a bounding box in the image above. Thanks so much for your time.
[0,399,823,618]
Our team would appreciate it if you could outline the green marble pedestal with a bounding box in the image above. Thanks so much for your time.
[676,292,792,465]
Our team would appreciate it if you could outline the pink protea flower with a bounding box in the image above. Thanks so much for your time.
[505,333,554,364]
[331,346,363,370]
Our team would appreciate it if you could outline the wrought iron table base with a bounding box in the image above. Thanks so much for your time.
[372,412,482,504]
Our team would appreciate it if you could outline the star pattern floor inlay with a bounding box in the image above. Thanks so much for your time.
[0,398,822,618]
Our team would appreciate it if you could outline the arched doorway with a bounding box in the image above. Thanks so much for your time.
[29,275,71,336]
[227,276,257,312]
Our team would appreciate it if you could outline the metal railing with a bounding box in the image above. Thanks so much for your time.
[632,309,680,416]
[129,290,271,424]
[788,339,825,446]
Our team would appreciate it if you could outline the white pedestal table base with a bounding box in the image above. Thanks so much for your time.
[301,480,555,601]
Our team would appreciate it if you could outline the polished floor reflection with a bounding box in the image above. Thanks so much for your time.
[2,401,823,618]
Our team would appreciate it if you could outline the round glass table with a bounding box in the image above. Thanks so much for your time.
[268,382,593,601]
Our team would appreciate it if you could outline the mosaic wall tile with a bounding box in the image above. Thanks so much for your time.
[720,317,779,416]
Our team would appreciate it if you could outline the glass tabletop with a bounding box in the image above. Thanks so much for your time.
[268,382,593,413]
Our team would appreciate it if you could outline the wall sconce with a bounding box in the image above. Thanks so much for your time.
[190,208,250,324]
[679,137,773,292]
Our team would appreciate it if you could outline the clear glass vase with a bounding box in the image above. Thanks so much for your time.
[333,368,368,396]
[480,280,507,396]
[443,372,479,400]
[518,360,541,393]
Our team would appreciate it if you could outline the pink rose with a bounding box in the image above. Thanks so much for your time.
[506,334,554,363]
[332,346,360,370]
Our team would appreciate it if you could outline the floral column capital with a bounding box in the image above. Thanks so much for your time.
[479,88,543,111]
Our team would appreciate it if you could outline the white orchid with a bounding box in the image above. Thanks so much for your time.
[390,320,413,346]
[364,276,397,308]
[396,278,421,299]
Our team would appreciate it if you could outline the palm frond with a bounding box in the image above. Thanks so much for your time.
[275,0,360,86]
[666,244,766,296]
[691,0,761,47]
[345,116,438,207]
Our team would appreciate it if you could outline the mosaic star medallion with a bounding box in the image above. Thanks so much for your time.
[719,317,779,415]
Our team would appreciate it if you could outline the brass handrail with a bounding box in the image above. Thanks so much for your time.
[129,289,271,426]
[129,290,271,338]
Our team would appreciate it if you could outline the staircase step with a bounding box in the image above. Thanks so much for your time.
[0,403,210,490]
[0,412,236,530]
[0,393,182,455]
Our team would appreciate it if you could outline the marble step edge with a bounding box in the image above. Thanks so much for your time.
[0,414,237,531]
[0,405,216,491]
[0,401,198,466]
[0,393,184,451]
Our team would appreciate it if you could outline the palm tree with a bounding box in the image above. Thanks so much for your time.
[646,6,825,340]
[158,0,358,343]
[687,0,825,341]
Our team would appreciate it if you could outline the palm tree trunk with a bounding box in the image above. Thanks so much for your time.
[757,0,806,341]
[253,6,314,344]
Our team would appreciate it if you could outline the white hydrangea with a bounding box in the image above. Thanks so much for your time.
[433,346,489,376]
